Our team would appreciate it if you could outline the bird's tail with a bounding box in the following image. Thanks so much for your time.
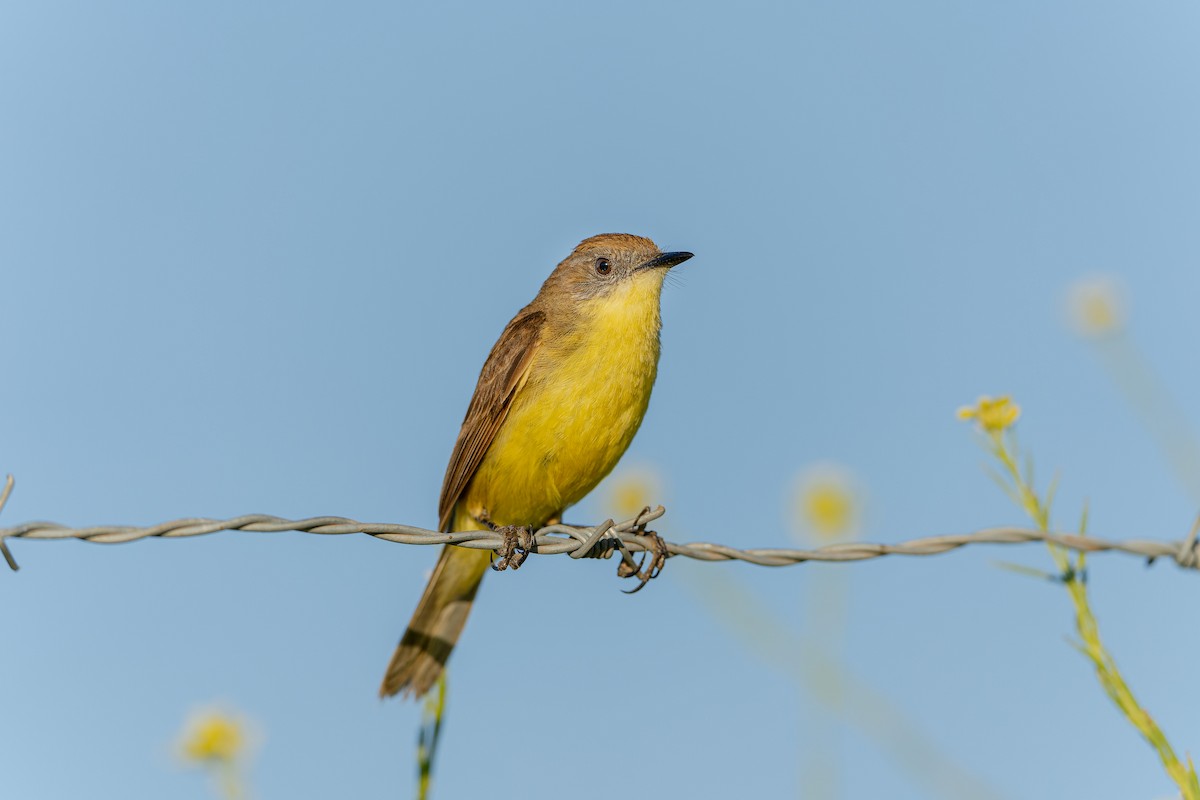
[379,510,492,698]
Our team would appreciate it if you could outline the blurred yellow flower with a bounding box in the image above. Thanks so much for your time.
[179,709,244,764]
[1066,276,1124,338]
[793,465,859,542]
[956,395,1021,434]
[607,466,662,520]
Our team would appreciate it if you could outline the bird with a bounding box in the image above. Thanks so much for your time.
[379,233,693,698]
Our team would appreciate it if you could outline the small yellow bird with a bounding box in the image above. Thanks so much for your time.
[380,233,693,697]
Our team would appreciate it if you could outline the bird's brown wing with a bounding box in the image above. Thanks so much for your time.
[437,308,545,531]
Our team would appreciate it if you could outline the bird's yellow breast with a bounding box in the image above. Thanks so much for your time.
[463,275,665,526]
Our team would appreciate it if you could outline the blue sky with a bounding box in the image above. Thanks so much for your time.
[2,2,1199,798]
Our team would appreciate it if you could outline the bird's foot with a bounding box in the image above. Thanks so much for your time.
[491,525,535,571]
[618,524,668,594]
[476,511,536,571]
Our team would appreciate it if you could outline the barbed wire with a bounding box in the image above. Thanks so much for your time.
[0,475,1197,578]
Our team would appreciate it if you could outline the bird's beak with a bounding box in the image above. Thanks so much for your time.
[637,251,694,271]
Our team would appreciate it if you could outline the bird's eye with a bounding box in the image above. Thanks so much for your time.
[595,257,612,275]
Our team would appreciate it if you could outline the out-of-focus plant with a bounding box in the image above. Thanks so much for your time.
[602,463,1003,799]
[791,463,861,797]
[178,706,253,799]
[793,465,860,543]
[959,395,1199,799]
[607,465,663,521]
[1066,277,1125,339]
[1066,276,1200,503]
[416,673,448,800]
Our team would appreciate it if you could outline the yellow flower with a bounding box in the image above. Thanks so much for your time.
[607,466,662,520]
[179,709,245,764]
[793,465,859,542]
[957,395,1021,433]
[1066,276,1124,338]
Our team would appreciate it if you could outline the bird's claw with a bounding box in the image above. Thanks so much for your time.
[490,524,535,571]
[618,523,668,594]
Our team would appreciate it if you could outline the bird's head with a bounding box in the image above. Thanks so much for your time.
[541,233,693,302]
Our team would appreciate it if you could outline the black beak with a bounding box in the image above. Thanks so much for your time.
[637,251,694,271]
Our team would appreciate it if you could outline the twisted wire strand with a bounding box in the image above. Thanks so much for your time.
[0,476,1196,573]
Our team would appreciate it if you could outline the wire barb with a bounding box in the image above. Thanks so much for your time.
[569,519,615,559]
[0,475,18,572]
[1176,514,1200,570]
